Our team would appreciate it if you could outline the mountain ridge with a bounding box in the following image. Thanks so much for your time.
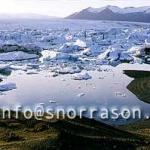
[66,6,150,22]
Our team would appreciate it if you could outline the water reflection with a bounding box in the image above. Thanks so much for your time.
[124,70,150,104]
[0,64,149,125]
[0,68,12,76]
[123,70,150,78]
[127,77,150,104]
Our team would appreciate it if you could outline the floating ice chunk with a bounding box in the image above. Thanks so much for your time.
[59,40,85,53]
[23,44,42,54]
[98,46,134,64]
[65,34,73,41]
[26,70,38,75]
[40,35,53,42]
[54,66,81,74]
[0,64,11,70]
[0,51,39,61]
[3,40,17,45]
[128,44,150,63]
[98,40,111,46]
[128,32,147,43]
[82,44,101,56]
[61,78,66,81]
[146,57,150,62]
[0,44,41,55]
[55,36,67,45]
[40,35,66,45]
[120,52,133,62]
[132,56,143,64]
[98,50,109,60]
[49,100,56,104]
[27,64,39,69]
[53,53,78,61]
[74,39,86,47]
[115,92,126,97]
[77,85,81,89]
[99,76,105,79]
[41,50,57,61]
[0,83,16,91]
[41,50,78,62]
[0,44,22,52]
[72,72,92,80]
[51,72,59,77]
[59,43,76,53]
[107,50,120,61]
[77,93,85,97]
[10,64,29,71]
[128,46,144,57]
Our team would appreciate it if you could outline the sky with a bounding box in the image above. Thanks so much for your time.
[0,0,150,17]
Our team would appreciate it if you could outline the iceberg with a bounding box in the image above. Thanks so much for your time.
[41,50,78,62]
[0,83,16,92]
[82,44,102,56]
[0,20,150,71]
[72,72,92,80]
[74,39,86,47]
[77,93,86,97]
[120,52,133,62]
[0,51,39,61]
[52,66,81,74]
[58,39,86,53]
[0,44,42,55]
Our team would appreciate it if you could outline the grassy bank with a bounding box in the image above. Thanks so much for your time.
[0,115,149,150]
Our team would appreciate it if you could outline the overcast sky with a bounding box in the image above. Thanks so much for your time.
[0,0,150,17]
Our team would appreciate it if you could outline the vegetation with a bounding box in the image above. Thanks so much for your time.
[0,113,149,150]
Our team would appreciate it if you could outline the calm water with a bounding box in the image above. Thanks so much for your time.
[0,63,149,123]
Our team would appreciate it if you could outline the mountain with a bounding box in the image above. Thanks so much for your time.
[66,6,150,22]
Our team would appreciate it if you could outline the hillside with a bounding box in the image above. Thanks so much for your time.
[66,6,150,22]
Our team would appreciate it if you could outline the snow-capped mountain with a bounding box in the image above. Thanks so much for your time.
[87,6,150,14]
[66,6,150,22]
